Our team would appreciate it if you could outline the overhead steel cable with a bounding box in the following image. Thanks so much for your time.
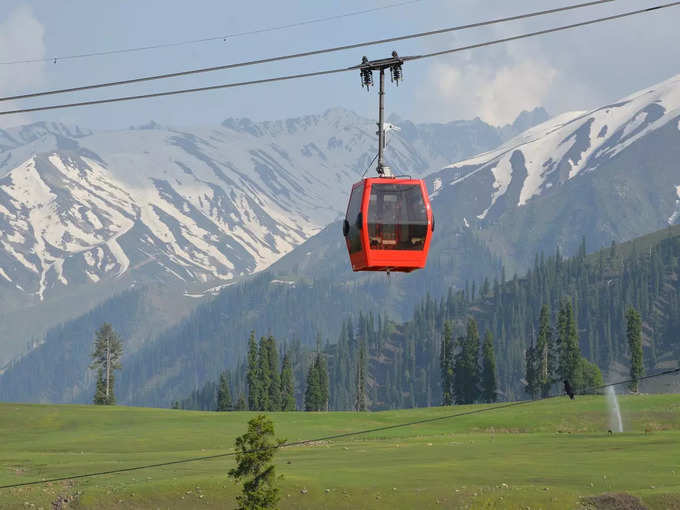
[1,1,678,117]
[0,0,429,66]
[0,0,617,103]
[0,366,677,490]
[408,1,680,62]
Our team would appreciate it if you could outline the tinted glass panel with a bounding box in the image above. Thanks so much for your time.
[367,184,428,251]
[345,186,363,254]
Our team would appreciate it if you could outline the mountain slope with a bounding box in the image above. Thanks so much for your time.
[426,74,680,273]
[0,109,528,365]
[182,223,680,412]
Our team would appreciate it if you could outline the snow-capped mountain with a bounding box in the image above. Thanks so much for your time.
[0,108,528,311]
[426,73,680,270]
[0,110,428,302]
[431,74,680,222]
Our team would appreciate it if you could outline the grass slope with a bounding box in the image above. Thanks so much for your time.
[1,395,679,509]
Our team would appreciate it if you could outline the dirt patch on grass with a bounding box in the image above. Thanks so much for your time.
[298,440,330,448]
[642,493,680,509]
[581,493,648,510]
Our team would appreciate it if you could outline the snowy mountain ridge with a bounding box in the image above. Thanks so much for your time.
[0,107,515,304]
[435,73,680,223]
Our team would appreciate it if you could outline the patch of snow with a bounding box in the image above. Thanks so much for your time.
[463,217,469,228]
[477,153,513,220]
[0,267,11,282]
[83,250,96,266]
[621,111,648,139]
[1,241,38,273]
[669,185,680,225]
[433,177,442,193]
[106,237,130,277]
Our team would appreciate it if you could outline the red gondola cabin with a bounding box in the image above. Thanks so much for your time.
[343,177,433,272]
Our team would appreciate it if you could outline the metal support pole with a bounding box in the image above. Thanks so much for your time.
[377,68,385,176]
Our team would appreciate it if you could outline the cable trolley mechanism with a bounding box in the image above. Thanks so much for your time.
[343,52,434,273]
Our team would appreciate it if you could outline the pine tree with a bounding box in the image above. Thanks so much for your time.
[454,318,480,404]
[228,414,284,510]
[90,323,123,405]
[246,332,260,411]
[440,320,455,405]
[93,371,107,405]
[265,336,280,411]
[257,336,272,412]
[558,301,581,384]
[304,357,321,411]
[318,353,329,411]
[525,340,539,399]
[536,304,553,397]
[280,352,296,411]
[480,330,497,403]
[235,394,247,411]
[355,339,367,411]
[217,371,232,411]
[626,307,644,392]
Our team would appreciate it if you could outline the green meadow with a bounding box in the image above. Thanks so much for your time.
[1,394,679,509]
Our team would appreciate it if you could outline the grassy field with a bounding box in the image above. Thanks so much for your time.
[1,394,679,509]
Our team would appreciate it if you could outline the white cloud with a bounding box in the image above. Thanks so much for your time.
[0,5,46,128]
[420,58,557,126]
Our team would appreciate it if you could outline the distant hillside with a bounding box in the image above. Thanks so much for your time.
[0,225,500,406]
[0,109,538,366]
[181,224,680,411]
[425,74,680,275]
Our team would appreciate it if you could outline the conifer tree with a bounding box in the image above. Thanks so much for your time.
[558,301,581,384]
[228,414,284,510]
[626,307,644,392]
[355,339,367,411]
[454,318,480,404]
[318,353,329,411]
[246,332,260,411]
[93,372,107,405]
[257,337,272,411]
[536,304,554,397]
[440,320,455,405]
[525,340,539,399]
[480,330,497,403]
[217,371,232,411]
[90,323,123,405]
[265,336,280,411]
[280,352,296,411]
[235,394,247,411]
[304,357,321,411]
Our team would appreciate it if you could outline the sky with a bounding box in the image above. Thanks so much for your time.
[0,0,678,131]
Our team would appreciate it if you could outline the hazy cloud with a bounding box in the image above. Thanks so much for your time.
[424,57,557,126]
[0,5,46,127]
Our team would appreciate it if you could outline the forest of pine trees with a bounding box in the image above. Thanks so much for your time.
[179,230,680,411]
[525,301,604,398]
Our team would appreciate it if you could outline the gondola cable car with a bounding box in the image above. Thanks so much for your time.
[343,52,434,273]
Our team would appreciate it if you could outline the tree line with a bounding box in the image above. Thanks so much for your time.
[177,230,679,411]
[524,301,604,399]
[440,318,497,405]
[175,332,330,412]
